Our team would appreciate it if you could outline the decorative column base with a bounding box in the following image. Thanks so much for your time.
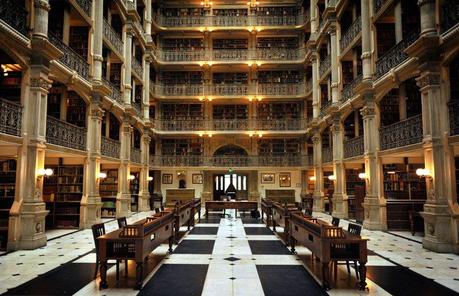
[362,195,387,230]
[14,201,48,250]
[421,203,459,254]
[312,192,324,212]
[138,191,151,212]
[116,193,132,218]
[79,195,102,229]
[332,193,348,219]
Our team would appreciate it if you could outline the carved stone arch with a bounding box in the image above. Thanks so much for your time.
[212,144,249,157]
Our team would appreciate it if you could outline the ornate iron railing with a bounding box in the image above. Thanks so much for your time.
[154,14,306,28]
[319,55,331,77]
[212,119,249,131]
[103,19,123,56]
[0,98,22,137]
[320,100,332,117]
[379,114,423,150]
[212,84,249,96]
[49,32,90,80]
[449,100,459,136]
[341,74,362,102]
[375,31,418,79]
[151,155,310,167]
[212,49,249,61]
[101,136,120,158]
[374,0,390,16]
[156,119,205,131]
[132,100,141,116]
[157,50,206,62]
[441,1,459,33]
[0,0,28,36]
[46,116,86,151]
[155,84,204,96]
[340,16,361,52]
[344,136,364,158]
[102,78,123,105]
[75,0,92,17]
[257,83,304,96]
[322,147,333,163]
[131,58,143,78]
[256,119,304,131]
[131,147,141,163]
[256,48,304,61]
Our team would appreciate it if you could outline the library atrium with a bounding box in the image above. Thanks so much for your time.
[0,0,458,295]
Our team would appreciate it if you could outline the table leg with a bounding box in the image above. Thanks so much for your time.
[205,207,208,220]
[358,261,367,291]
[168,235,173,253]
[187,216,191,231]
[198,208,201,222]
[99,260,108,289]
[174,223,179,244]
[235,209,237,218]
[135,262,143,290]
[290,235,296,254]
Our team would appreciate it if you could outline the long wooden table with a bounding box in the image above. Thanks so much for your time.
[97,211,175,290]
[172,200,193,243]
[289,212,368,290]
[271,202,302,245]
[205,201,258,219]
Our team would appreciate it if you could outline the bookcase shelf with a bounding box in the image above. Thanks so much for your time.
[161,103,204,120]
[213,105,248,120]
[0,160,16,250]
[258,70,302,84]
[100,169,118,218]
[257,37,299,49]
[213,72,248,84]
[257,102,301,120]
[212,39,248,50]
[162,38,204,50]
[257,138,300,155]
[130,172,140,212]
[44,165,84,229]
[161,138,204,156]
[160,71,203,85]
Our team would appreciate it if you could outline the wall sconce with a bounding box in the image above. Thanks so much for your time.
[98,172,107,179]
[327,175,336,181]
[37,168,53,178]
[128,175,136,180]
[358,173,368,180]
[416,168,431,178]
[148,176,153,181]
[309,176,316,182]
[258,132,263,138]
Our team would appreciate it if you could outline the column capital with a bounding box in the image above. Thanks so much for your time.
[417,0,435,6]
[416,72,441,90]
[360,105,376,118]
[34,0,51,11]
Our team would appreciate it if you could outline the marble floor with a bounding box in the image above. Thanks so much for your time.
[0,210,458,296]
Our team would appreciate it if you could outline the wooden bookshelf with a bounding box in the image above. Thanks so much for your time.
[212,72,248,84]
[257,37,299,49]
[160,71,203,84]
[161,8,205,17]
[100,169,118,218]
[161,138,204,156]
[258,70,302,84]
[257,102,301,120]
[212,39,248,50]
[257,138,300,156]
[69,26,89,60]
[345,169,365,219]
[43,165,84,229]
[0,160,16,250]
[66,92,86,128]
[379,90,399,126]
[162,38,204,50]
[0,70,22,103]
[161,103,204,120]
[213,105,248,120]
[47,87,61,120]
[110,63,122,88]
[213,9,248,16]
[256,6,298,16]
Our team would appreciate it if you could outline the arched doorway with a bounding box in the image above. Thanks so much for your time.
[212,145,249,200]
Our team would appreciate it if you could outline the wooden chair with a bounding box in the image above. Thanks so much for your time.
[346,223,362,278]
[155,208,160,214]
[117,217,127,229]
[331,217,340,227]
[92,223,121,281]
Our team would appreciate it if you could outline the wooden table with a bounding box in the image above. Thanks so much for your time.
[271,202,302,245]
[205,201,258,219]
[97,211,175,290]
[289,212,368,290]
[191,198,202,226]
[171,200,194,243]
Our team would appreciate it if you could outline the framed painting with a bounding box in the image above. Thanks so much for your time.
[261,173,275,184]
[279,172,291,187]
[162,174,173,184]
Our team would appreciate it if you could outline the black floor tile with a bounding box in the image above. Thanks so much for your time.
[248,240,291,255]
[257,265,327,296]
[3,263,97,295]
[189,227,219,235]
[138,264,208,296]
[367,266,459,296]
[200,218,222,224]
[244,227,273,235]
[241,217,263,224]
[173,240,215,254]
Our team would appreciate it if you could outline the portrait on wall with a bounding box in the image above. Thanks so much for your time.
[162,173,173,184]
[192,174,203,184]
[279,172,291,187]
[261,173,275,184]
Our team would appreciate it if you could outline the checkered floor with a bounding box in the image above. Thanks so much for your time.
[1,210,458,296]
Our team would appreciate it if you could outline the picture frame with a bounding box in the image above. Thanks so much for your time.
[192,173,203,184]
[162,173,173,184]
[279,172,291,187]
[261,173,275,184]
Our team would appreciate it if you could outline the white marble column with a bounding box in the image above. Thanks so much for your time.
[117,118,132,217]
[138,131,151,211]
[331,116,348,218]
[311,53,320,119]
[80,101,103,228]
[360,0,372,81]
[92,0,103,82]
[142,55,151,121]
[123,26,133,106]
[312,132,324,211]
[329,24,340,103]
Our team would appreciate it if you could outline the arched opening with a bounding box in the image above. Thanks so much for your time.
[213,145,248,157]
